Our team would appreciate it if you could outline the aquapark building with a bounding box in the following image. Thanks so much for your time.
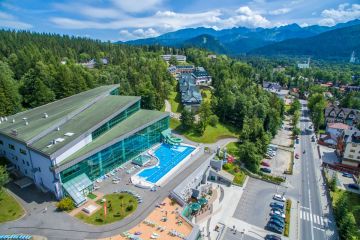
[0,85,170,205]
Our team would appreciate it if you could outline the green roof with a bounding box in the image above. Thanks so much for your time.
[30,95,139,155]
[0,85,118,143]
[58,110,169,168]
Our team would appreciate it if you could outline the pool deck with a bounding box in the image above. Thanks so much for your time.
[99,197,193,240]
[131,143,199,188]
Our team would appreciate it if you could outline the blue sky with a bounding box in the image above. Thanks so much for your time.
[0,0,359,41]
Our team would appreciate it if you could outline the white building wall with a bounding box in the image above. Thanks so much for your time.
[55,134,92,165]
[343,142,360,166]
[29,150,59,196]
[0,135,33,178]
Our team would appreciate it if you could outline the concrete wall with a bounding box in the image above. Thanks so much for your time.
[55,134,92,165]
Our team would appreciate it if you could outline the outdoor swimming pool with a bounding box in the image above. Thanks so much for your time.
[137,144,195,184]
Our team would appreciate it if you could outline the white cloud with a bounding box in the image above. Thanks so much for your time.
[111,0,163,13]
[0,11,32,29]
[319,3,360,26]
[269,8,291,15]
[119,28,159,41]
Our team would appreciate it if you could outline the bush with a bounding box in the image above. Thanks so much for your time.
[209,115,219,127]
[223,163,231,170]
[57,197,75,211]
[284,199,292,237]
[126,205,134,212]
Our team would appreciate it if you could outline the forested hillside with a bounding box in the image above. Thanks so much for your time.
[0,30,174,115]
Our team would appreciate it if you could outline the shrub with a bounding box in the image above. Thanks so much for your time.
[57,197,75,211]
[126,205,134,212]
[209,115,219,127]
[284,199,292,237]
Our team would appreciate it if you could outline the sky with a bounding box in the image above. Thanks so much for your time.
[0,0,359,42]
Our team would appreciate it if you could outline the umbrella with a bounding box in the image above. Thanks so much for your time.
[198,198,208,205]
[190,203,201,212]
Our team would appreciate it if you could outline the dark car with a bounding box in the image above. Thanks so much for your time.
[269,219,285,228]
[270,215,285,223]
[265,234,282,240]
[348,184,360,190]
[342,172,353,178]
[260,167,271,173]
[270,202,284,210]
[267,223,283,234]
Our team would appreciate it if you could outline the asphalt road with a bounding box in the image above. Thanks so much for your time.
[299,100,326,240]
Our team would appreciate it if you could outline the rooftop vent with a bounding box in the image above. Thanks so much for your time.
[25,121,28,126]
[56,127,60,131]
[0,117,3,121]
[4,117,7,121]
[44,113,48,118]
[64,132,74,137]
[12,118,15,123]
[11,129,18,136]
[22,117,27,121]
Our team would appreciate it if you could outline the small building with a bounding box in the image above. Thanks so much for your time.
[345,85,360,92]
[161,55,187,63]
[179,74,202,107]
[262,81,282,92]
[191,67,212,86]
[297,58,310,69]
[326,122,350,139]
[208,54,217,60]
[80,58,108,69]
[176,65,195,74]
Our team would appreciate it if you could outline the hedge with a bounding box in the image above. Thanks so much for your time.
[284,199,292,237]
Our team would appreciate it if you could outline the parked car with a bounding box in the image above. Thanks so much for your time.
[261,161,270,167]
[270,210,286,219]
[273,194,286,202]
[265,234,282,240]
[348,184,360,190]
[295,153,299,159]
[270,214,285,223]
[271,207,285,214]
[342,172,353,178]
[268,219,285,228]
[267,223,283,234]
[311,136,315,142]
[270,202,284,209]
[261,168,271,173]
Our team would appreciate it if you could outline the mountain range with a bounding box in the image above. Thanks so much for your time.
[123,19,360,60]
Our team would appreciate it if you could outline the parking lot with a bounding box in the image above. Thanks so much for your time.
[271,117,293,148]
[327,169,360,193]
[261,145,292,176]
[233,178,287,230]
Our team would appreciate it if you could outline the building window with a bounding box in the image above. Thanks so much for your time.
[357,156,360,159]
[25,170,27,175]
[0,140,3,145]
[350,149,355,153]
[348,154,354,158]
[20,148,27,155]
[8,144,15,150]
[22,160,25,165]
[26,162,29,166]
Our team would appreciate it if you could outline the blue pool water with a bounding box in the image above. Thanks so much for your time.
[137,144,195,183]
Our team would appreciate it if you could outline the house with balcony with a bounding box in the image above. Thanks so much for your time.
[325,107,360,127]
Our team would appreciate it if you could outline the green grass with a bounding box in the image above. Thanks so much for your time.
[225,142,239,157]
[284,199,292,237]
[331,188,360,229]
[87,193,97,200]
[0,190,24,223]
[168,91,182,113]
[171,118,238,143]
[222,163,246,186]
[76,193,138,225]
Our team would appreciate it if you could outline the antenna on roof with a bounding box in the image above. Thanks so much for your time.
[44,113,48,118]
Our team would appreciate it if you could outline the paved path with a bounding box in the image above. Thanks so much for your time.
[164,99,180,120]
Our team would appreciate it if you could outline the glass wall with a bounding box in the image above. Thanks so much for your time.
[91,101,141,140]
[60,116,169,183]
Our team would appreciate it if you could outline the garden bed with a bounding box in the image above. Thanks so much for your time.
[284,199,292,237]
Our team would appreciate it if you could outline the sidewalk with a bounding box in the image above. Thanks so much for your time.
[310,136,338,240]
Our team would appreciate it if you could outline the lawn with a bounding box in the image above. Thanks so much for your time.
[222,163,246,186]
[168,90,182,113]
[184,123,238,143]
[76,193,138,225]
[331,189,360,229]
[0,190,24,223]
[225,142,239,157]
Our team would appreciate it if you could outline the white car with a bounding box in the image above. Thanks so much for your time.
[270,210,286,219]
[273,194,286,202]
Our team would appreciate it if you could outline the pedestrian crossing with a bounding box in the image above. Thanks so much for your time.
[299,209,327,227]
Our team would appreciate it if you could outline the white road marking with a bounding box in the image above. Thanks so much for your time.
[320,217,324,225]
[314,226,325,232]
[301,206,310,210]
[317,215,321,224]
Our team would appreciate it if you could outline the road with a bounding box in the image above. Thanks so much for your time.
[299,100,327,240]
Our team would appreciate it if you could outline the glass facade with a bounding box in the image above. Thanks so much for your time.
[91,101,141,140]
[60,116,169,183]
